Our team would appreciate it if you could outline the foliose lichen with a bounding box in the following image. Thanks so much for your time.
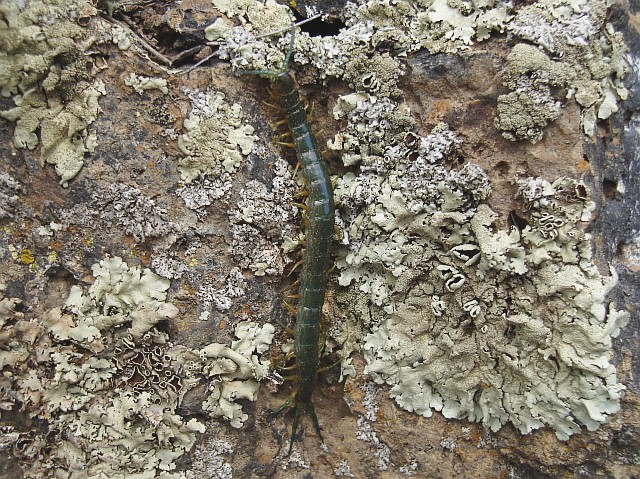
[176,90,256,183]
[0,256,273,478]
[0,0,107,186]
[314,65,628,438]
[124,73,169,95]
[497,0,628,140]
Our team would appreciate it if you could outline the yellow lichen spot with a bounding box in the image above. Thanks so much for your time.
[48,251,58,263]
[19,249,35,265]
[188,258,199,267]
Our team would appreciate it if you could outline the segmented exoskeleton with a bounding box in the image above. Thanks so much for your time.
[237,28,334,451]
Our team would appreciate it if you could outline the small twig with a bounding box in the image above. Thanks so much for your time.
[118,16,173,66]
[254,13,323,39]
[176,50,220,75]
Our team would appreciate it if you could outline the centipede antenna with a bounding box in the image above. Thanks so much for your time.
[235,68,279,77]
[282,26,296,71]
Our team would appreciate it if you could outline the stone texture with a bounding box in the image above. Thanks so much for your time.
[0,1,638,478]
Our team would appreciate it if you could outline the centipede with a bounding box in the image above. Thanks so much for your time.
[237,27,335,451]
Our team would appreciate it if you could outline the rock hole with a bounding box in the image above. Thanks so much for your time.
[495,160,509,176]
[603,178,617,199]
[296,15,346,37]
[507,211,528,232]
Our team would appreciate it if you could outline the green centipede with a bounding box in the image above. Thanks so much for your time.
[237,28,335,452]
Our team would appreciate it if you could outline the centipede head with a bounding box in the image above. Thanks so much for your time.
[234,25,297,80]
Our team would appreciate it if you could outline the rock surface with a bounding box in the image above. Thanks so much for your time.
[0,1,638,478]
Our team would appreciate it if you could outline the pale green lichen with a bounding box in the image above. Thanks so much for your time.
[212,0,291,35]
[328,86,628,439]
[0,257,273,478]
[221,0,626,142]
[111,24,132,50]
[0,0,106,186]
[498,0,628,140]
[177,91,256,183]
[494,44,569,143]
[124,73,169,95]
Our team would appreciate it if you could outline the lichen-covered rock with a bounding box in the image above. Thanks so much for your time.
[177,91,256,183]
[0,257,273,478]
[1,0,637,476]
[328,88,628,440]
[497,0,628,140]
[0,0,106,186]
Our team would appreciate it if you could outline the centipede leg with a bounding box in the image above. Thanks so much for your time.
[287,259,304,276]
[275,140,296,148]
[280,295,298,316]
[288,404,303,453]
[272,392,295,416]
[318,358,341,373]
[306,401,323,442]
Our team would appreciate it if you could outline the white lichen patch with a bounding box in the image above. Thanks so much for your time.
[356,416,391,470]
[177,90,256,183]
[91,183,178,242]
[185,436,234,479]
[173,320,274,427]
[0,0,106,186]
[175,174,234,218]
[0,257,274,478]
[229,156,300,276]
[0,172,22,220]
[197,267,247,317]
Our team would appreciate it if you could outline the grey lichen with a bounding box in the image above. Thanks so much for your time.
[0,172,22,220]
[175,175,234,218]
[185,436,234,479]
[91,183,178,242]
[196,267,247,319]
[229,156,300,276]
[326,82,627,439]
[177,90,256,183]
[0,0,107,186]
[497,0,628,140]
[0,256,273,478]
